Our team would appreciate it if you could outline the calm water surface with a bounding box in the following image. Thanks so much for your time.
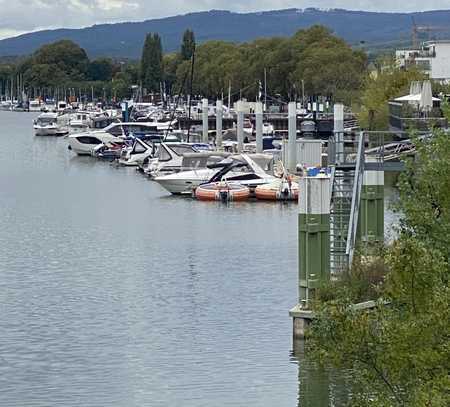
[0,111,396,406]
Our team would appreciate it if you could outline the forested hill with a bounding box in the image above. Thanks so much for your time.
[1,8,450,58]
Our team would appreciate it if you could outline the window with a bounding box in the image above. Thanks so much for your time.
[170,145,195,156]
[77,136,101,145]
[157,145,172,161]
[107,125,123,136]
[132,142,147,154]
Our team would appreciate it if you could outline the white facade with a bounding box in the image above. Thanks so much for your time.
[396,41,450,82]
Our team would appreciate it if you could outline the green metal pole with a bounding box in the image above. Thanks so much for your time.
[358,162,384,245]
[298,175,331,308]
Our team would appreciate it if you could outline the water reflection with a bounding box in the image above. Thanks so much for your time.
[292,340,352,407]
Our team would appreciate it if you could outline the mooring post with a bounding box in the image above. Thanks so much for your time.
[216,99,223,149]
[202,98,209,144]
[255,101,263,153]
[288,101,297,171]
[333,103,344,165]
[358,158,384,245]
[121,101,129,122]
[237,100,244,153]
[290,173,331,339]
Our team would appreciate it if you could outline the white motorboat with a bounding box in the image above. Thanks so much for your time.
[57,101,68,112]
[143,148,229,177]
[243,119,253,136]
[118,138,155,166]
[33,113,68,136]
[68,112,92,134]
[28,99,42,112]
[68,121,164,155]
[67,129,124,156]
[262,122,275,135]
[154,153,275,195]
[143,143,201,176]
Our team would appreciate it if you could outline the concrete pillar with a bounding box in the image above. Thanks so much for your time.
[202,98,209,143]
[288,101,297,171]
[216,99,223,149]
[281,139,288,168]
[237,100,244,153]
[255,101,263,153]
[358,160,384,244]
[333,103,344,165]
[298,175,331,308]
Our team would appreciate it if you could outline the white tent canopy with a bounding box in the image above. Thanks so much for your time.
[420,80,433,111]
[394,94,440,102]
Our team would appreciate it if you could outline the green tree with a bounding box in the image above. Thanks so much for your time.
[163,53,181,94]
[309,131,450,406]
[32,40,89,80]
[358,58,426,130]
[290,25,367,104]
[181,29,196,61]
[141,33,163,92]
[88,58,114,81]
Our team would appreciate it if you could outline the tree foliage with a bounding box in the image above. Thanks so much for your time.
[88,58,114,81]
[171,25,367,103]
[358,58,426,130]
[309,131,450,406]
[181,29,196,61]
[141,33,163,92]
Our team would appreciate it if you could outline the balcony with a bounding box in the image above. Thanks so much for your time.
[388,101,447,131]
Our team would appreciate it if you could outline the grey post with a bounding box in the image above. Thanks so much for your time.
[288,101,297,171]
[202,98,209,144]
[216,99,223,149]
[255,101,263,153]
[237,100,244,153]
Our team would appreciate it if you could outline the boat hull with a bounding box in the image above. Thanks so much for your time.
[255,179,299,201]
[195,182,250,202]
[34,126,62,136]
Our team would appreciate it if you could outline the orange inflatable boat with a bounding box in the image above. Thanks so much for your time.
[255,177,299,201]
[195,181,250,202]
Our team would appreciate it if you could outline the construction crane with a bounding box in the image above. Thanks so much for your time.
[411,17,449,49]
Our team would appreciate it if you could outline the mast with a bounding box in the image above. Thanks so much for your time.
[186,47,195,143]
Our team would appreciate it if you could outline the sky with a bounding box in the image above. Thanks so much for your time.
[0,0,449,39]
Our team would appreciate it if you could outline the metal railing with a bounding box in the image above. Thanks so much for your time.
[345,132,365,268]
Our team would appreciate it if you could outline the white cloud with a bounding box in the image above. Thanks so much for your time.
[0,0,449,39]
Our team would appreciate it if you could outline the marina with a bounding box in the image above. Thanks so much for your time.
[0,108,400,406]
[1,6,448,404]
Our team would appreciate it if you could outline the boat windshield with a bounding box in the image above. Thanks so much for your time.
[37,118,55,125]
[169,144,196,156]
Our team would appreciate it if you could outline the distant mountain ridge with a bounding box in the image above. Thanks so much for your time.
[1,8,450,59]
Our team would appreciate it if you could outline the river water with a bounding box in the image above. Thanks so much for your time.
[0,111,398,406]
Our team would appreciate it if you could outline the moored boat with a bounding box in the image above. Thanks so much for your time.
[195,181,250,202]
[255,176,299,201]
